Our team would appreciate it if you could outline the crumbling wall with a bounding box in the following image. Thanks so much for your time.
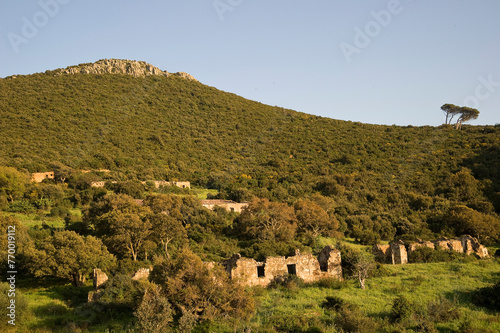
[374,235,489,264]
[372,244,391,264]
[407,240,435,256]
[460,235,489,258]
[132,268,150,280]
[31,172,55,183]
[88,268,109,302]
[390,241,408,264]
[92,268,108,290]
[201,200,249,213]
[225,246,342,287]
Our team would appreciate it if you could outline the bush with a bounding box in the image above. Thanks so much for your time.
[390,295,413,323]
[7,199,34,213]
[265,313,324,333]
[427,296,461,323]
[315,277,346,289]
[472,281,500,311]
[408,247,465,263]
[268,274,304,291]
[334,306,378,333]
[50,206,70,217]
[321,296,346,311]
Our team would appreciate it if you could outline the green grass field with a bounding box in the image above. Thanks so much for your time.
[13,256,500,332]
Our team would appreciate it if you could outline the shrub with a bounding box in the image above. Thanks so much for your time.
[427,296,461,323]
[334,306,378,333]
[50,206,70,217]
[390,295,413,323]
[134,285,174,333]
[321,296,346,311]
[7,199,34,213]
[268,274,305,291]
[315,277,346,289]
[265,313,324,333]
[408,247,465,263]
[472,281,500,311]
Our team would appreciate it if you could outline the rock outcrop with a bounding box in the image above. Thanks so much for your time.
[55,58,198,81]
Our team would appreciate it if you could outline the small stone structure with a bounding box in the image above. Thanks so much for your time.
[373,235,489,264]
[88,268,109,302]
[201,200,249,213]
[391,241,409,265]
[31,172,55,183]
[142,180,191,189]
[131,268,150,280]
[224,246,342,287]
[89,267,150,302]
[372,244,391,264]
[90,181,106,188]
[92,268,108,290]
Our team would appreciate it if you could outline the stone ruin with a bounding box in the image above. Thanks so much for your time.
[373,235,489,264]
[200,200,249,213]
[88,267,151,302]
[131,268,151,280]
[223,246,342,287]
[88,268,109,302]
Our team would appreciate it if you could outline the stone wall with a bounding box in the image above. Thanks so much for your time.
[201,200,249,213]
[131,268,150,280]
[372,244,391,264]
[92,268,108,290]
[31,172,54,183]
[390,241,408,265]
[224,246,342,287]
[373,235,489,264]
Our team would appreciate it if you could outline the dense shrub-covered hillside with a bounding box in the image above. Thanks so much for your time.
[1,65,499,243]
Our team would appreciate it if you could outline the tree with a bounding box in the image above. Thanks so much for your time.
[143,194,187,258]
[84,193,152,260]
[441,103,460,125]
[149,214,187,259]
[441,104,479,129]
[134,284,174,333]
[150,248,254,323]
[337,244,375,289]
[352,251,375,289]
[442,205,500,243]
[294,199,339,238]
[50,161,73,183]
[455,106,479,130]
[237,198,297,242]
[25,230,116,286]
[0,166,29,202]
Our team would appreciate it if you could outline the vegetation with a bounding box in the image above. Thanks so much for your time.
[0,63,499,331]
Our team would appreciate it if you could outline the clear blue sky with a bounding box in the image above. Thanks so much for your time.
[1,0,499,126]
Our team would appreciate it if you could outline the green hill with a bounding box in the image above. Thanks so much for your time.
[1,59,499,239]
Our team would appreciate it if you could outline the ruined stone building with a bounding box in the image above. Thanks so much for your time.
[31,172,55,183]
[373,235,489,264]
[201,200,249,213]
[223,246,342,287]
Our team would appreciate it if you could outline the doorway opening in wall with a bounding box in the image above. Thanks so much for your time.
[287,264,296,275]
[320,262,328,272]
[257,265,265,278]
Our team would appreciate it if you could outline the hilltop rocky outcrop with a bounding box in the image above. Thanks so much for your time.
[54,58,198,81]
